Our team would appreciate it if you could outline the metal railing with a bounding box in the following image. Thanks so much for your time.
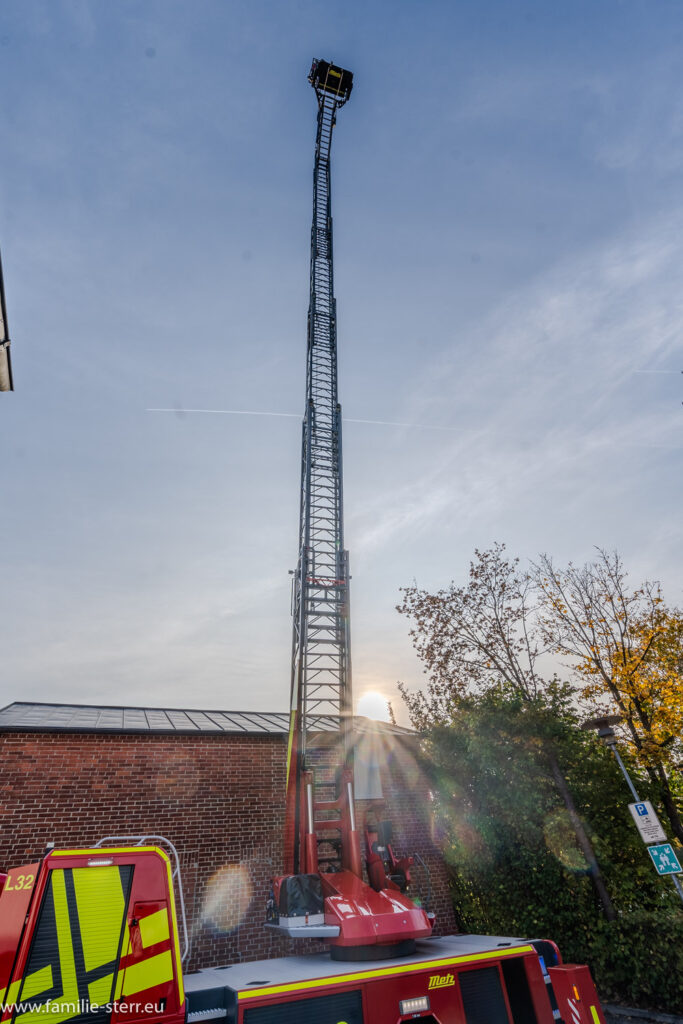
[95,833,190,963]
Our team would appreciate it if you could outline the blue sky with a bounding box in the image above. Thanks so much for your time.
[2,0,682,721]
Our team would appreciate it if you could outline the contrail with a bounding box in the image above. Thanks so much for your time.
[147,407,300,419]
[146,408,455,430]
[343,416,453,430]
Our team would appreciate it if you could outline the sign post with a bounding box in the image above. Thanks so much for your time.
[582,715,683,908]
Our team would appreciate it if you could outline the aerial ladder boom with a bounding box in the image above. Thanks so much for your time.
[284,58,355,883]
[270,60,434,957]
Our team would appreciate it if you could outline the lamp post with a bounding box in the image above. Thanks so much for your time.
[582,715,683,907]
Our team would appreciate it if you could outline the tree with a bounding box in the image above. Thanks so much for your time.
[533,549,683,843]
[404,689,683,1011]
[398,543,615,920]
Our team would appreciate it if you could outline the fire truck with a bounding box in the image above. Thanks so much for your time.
[0,59,608,1024]
[0,839,605,1024]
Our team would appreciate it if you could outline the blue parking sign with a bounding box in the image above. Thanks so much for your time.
[648,844,682,875]
[635,803,648,816]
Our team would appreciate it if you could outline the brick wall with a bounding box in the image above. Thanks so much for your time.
[0,729,456,971]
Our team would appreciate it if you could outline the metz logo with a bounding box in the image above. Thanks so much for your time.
[428,973,455,990]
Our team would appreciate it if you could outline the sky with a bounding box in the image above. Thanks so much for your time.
[1,0,682,724]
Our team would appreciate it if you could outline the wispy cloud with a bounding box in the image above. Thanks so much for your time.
[350,210,683,561]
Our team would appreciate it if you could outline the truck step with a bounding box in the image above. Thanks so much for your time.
[187,1010,228,1022]
[265,921,341,939]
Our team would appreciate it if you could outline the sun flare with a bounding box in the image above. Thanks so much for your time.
[356,691,392,722]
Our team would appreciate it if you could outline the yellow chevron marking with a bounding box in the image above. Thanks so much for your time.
[73,866,125,972]
[16,871,81,1024]
[163,858,184,1005]
[140,909,170,949]
[6,980,21,1006]
[121,950,174,997]
[88,974,114,1007]
[115,928,132,999]
[21,966,53,1001]
[285,711,296,787]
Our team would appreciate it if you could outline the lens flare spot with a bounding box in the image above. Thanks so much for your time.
[543,809,589,873]
[201,864,253,933]
[450,820,491,864]
[356,691,391,722]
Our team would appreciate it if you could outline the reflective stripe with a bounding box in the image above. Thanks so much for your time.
[139,910,169,949]
[285,711,296,787]
[115,929,132,999]
[16,871,81,1024]
[163,858,184,1005]
[568,999,582,1024]
[238,945,535,1000]
[73,866,126,972]
[121,950,174,997]
[52,848,167,859]
[115,968,125,1000]
[590,1007,601,1024]
[6,980,21,1006]
[89,974,114,1006]
[21,966,53,1001]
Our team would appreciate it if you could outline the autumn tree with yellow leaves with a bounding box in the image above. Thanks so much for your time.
[398,543,616,920]
[533,549,683,844]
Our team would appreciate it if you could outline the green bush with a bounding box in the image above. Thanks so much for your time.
[589,911,683,1012]
[414,691,683,1014]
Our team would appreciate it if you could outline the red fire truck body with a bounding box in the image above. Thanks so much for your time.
[0,846,606,1024]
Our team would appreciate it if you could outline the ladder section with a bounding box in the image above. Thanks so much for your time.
[309,756,344,873]
[297,90,349,741]
[287,66,353,876]
[300,763,361,877]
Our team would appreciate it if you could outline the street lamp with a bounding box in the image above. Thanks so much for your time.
[582,715,683,906]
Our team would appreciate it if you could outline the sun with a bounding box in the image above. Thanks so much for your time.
[356,691,392,722]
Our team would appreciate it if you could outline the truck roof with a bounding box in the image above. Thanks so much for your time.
[184,934,535,1000]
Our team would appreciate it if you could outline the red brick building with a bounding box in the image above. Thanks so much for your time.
[0,702,456,972]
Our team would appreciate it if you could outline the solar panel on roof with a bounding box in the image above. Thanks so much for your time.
[249,713,290,731]
[187,712,215,730]
[97,710,125,725]
[215,714,249,731]
[73,711,100,723]
[123,710,150,730]
[145,711,173,728]
[244,713,286,731]
[242,714,280,731]
[204,713,232,730]
[0,702,412,737]
[166,711,198,729]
